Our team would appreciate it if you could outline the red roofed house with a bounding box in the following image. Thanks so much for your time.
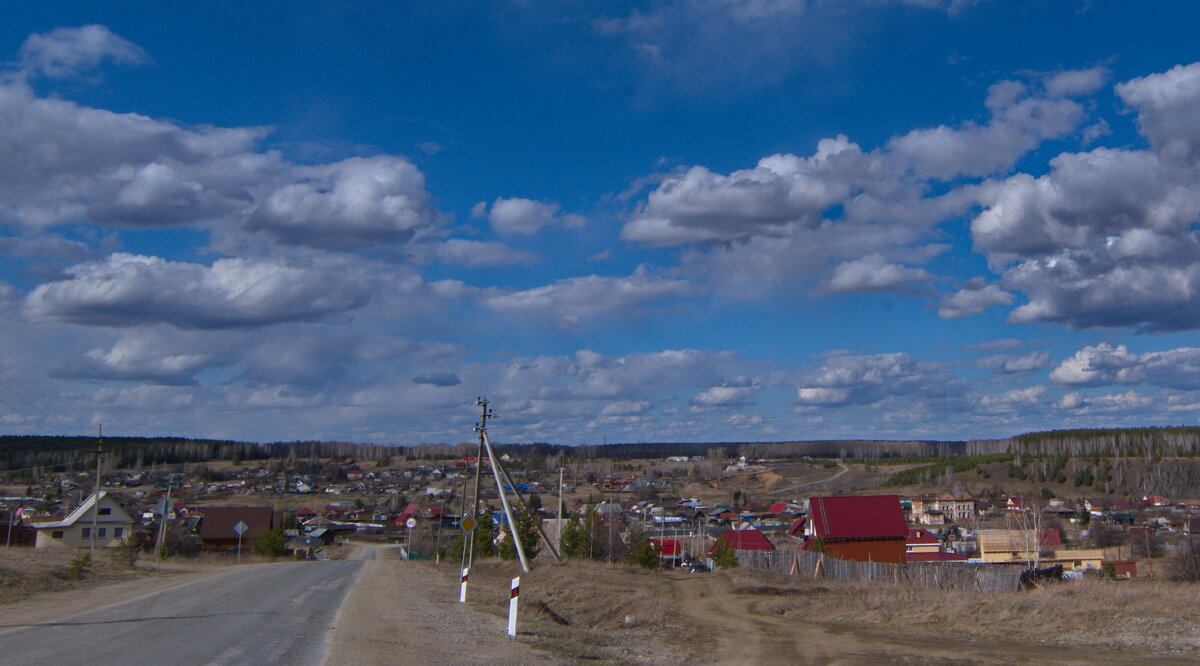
[804,495,908,564]
[906,528,967,562]
[708,529,775,557]
[197,506,284,549]
[651,538,683,565]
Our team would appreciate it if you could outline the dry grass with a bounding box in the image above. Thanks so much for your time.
[446,558,704,664]
[731,568,1200,656]
[0,547,148,604]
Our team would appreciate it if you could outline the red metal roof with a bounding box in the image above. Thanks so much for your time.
[764,502,787,515]
[787,516,806,537]
[710,529,775,553]
[651,538,682,556]
[906,528,939,545]
[808,495,907,540]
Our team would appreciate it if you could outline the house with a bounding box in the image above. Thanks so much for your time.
[708,529,775,558]
[32,492,134,549]
[906,528,941,556]
[197,506,284,549]
[651,538,684,565]
[976,529,1063,565]
[908,494,976,524]
[803,495,908,564]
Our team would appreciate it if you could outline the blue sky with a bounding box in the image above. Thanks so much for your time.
[4,2,1200,445]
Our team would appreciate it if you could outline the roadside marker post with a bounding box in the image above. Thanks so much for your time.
[460,567,469,603]
[508,576,519,637]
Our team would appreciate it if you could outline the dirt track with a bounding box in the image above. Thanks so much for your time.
[670,573,1167,665]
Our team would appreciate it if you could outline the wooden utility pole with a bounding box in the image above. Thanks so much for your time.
[90,424,103,557]
[475,398,530,572]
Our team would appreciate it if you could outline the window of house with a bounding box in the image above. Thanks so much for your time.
[98,508,112,516]
[81,527,91,538]
[52,531,64,539]
[114,527,124,538]
[97,527,107,538]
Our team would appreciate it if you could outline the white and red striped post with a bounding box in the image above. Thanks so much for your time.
[508,576,520,637]
[459,567,469,603]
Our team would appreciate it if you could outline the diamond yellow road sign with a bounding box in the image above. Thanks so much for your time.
[461,515,476,532]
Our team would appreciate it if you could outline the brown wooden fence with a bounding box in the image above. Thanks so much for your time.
[736,549,1021,592]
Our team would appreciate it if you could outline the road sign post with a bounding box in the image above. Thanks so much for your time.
[234,520,248,564]
[405,517,416,558]
[460,567,469,603]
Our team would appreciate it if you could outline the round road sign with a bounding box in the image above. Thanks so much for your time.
[405,517,417,529]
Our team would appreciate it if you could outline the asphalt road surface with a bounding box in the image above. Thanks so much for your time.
[0,559,364,665]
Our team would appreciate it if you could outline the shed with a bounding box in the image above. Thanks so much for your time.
[804,495,907,564]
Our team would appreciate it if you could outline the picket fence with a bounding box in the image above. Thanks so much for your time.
[736,549,1022,592]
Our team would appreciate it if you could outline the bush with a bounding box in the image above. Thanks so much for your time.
[711,541,739,570]
[67,552,91,580]
[252,528,287,560]
[110,539,139,568]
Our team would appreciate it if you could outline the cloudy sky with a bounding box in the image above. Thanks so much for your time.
[3,3,1200,445]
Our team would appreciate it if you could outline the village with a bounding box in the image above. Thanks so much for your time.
[4,448,1197,587]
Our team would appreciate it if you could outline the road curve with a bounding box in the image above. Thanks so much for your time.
[0,559,363,665]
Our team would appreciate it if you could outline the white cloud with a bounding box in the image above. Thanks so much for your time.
[821,253,930,294]
[938,279,1014,319]
[794,352,962,407]
[25,253,379,329]
[480,197,585,235]
[886,79,1085,180]
[1116,62,1200,166]
[978,350,1051,374]
[690,384,760,408]
[16,25,148,79]
[481,270,705,320]
[247,156,437,250]
[1050,344,1200,392]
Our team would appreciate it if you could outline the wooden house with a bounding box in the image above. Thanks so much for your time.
[32,491,134,549]
[803,495,908,564]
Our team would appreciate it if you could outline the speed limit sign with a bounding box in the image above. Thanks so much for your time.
[405,517,417,529]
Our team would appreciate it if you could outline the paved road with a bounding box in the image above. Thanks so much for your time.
[0,558,364,665]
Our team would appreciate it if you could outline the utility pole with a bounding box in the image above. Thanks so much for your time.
[476,398,530,573]
[4,501,13,548]
[155,484,172,572]
[558,467,565,552]
[90,424,103,557]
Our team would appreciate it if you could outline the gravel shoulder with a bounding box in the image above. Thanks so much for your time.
[325,546,561,665]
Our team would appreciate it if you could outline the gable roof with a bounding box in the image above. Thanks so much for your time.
[32,492,134,529]
[808,495,907,540]
[711,529,775,552]
[198,506,281,541]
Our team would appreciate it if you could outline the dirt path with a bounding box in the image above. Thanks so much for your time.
[767,462,850,496]
[324,545,561,665]
[670,573,1158,665]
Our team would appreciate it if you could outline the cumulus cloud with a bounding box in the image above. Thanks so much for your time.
[690,383,761,408]
[794,352,962,407]
[477,197,585,235]
[481,270,705,320]
[938,279,1014,319]
[1050,343,1200,391]
[886,78,1086,180]
[25,253,377,329]
[821,253,931,294]
[16,25,148,79]
[247,156,437,250]
[436,239,538,268]
[962,62,1200,332]
[1055,389,1154,412]
[1116,62,1200,166]
[975,385,1046,414]
[0,31,441,252]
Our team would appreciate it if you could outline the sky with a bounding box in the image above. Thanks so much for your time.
[3,2,1200,445]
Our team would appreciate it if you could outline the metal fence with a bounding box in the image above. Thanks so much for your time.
[736,549,1022,592]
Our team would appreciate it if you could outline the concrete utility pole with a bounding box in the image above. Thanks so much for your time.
[476,398,531,573]
[90,424,103,557]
